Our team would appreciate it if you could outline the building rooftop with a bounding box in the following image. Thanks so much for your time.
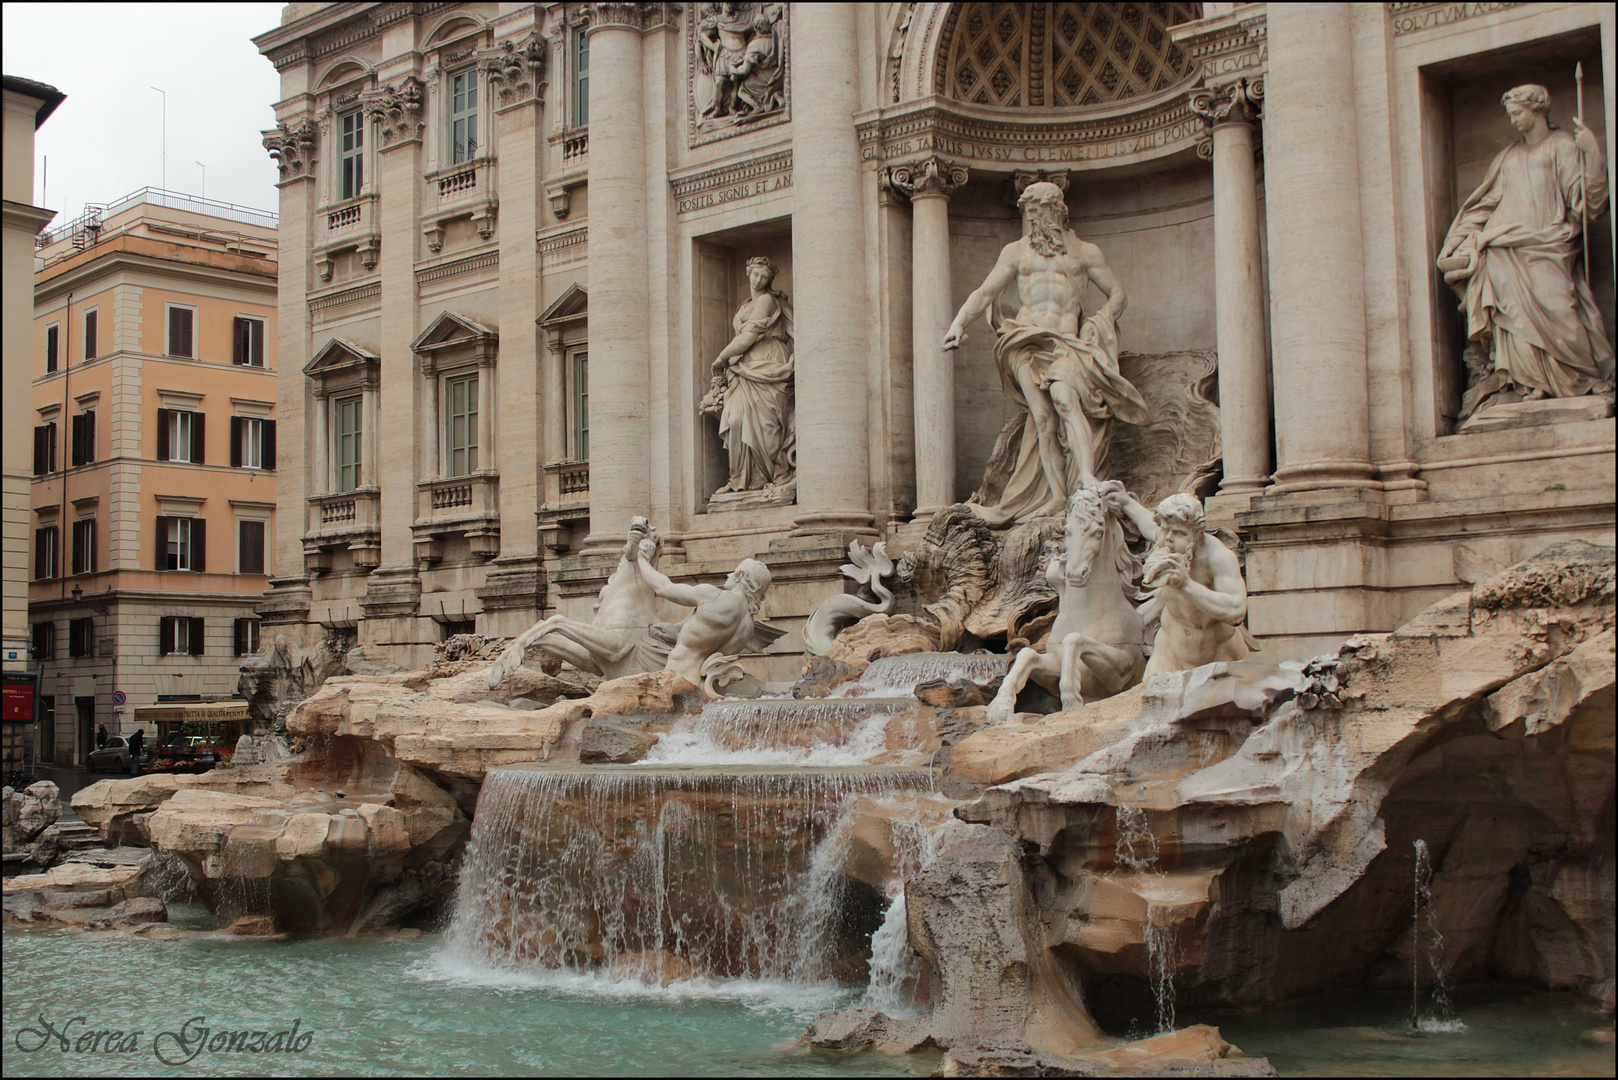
[35,187,279,269]
[1,74,66,126]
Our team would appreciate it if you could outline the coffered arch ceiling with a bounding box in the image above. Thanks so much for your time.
[933,2,1202,108]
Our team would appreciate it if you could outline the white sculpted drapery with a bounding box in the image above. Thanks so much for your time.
[1442,84,1613,411]
[704,257,796,495]
[944,182,1148,525]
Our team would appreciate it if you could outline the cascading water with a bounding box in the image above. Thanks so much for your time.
[860,796,957,1014]
[1411,839,1466,1034]
[835,652,1013,698]
[442,763,934,986]
[646,698,926,766]
[1114,804,1178,1035]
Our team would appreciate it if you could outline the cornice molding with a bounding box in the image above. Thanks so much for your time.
[855,93,1204,173]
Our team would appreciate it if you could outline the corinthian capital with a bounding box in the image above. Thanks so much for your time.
[1189,77,1264,128]
[582,2,659,32]
[886,156,969,200]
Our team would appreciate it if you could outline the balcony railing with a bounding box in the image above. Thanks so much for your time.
[427,157,496,212]
[417,473,499,524]
[540,460,590,522]
[562,131,588,165]
[305,489,382,572]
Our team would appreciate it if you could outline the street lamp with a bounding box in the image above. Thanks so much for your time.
[71,584,83,603]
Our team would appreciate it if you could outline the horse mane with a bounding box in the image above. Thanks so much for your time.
[1067,485,1141,585]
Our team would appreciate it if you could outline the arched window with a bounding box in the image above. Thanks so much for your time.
[938,2,1200,108]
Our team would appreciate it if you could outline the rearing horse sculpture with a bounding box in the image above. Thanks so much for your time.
[984,481,1147,723]
[486,517,675,688]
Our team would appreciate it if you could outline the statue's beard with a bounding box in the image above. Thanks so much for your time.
[1027,213,1068,257]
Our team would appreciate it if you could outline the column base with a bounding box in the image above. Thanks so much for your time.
[1267,460,1380,495]
[789,510,877,538]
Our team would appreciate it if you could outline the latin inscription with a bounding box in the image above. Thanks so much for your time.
[676,171,793,215]
[1390,2,1521,35]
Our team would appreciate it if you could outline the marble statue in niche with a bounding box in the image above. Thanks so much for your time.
[695,3,786,130]
[943,181,1150,526]
[1109,487,1256,677]
[701,255,796,505]
[1439,83,1613,419]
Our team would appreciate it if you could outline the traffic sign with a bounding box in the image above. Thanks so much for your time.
[112,690,127,706]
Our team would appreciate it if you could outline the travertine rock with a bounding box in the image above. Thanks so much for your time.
[940,540,1614,1030]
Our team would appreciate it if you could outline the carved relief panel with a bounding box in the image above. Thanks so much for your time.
[688,2,789,147]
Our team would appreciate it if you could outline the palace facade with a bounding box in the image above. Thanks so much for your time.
[253,2,1615,674]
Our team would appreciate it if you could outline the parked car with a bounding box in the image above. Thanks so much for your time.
[86,736,151,773]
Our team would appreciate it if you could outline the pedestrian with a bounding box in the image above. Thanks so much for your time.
[128,727,144,776]
[96,724,108,748]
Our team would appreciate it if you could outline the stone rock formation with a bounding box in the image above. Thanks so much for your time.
[806,541,1612,1063]
[2,781,63,872]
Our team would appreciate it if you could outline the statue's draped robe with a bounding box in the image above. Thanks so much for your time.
[717,292,795,491]
[970,308,1149,525]
[1445,129,1613,399]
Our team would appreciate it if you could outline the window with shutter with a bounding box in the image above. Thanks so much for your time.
[72,518,96,575]
[239,520,265,575]
[33,423,56,475]
[45,325,59,373]
[69,618,93,658]
[263,419,277,470]
[71,412,96,466]
[191,412,205,464]
[35,526,58,580]
[32,622,55,661]
[168,307,194,358]
[233,318,266,367]
[235,619,261,656]
[84,310,98,360]
[189,617,205,655]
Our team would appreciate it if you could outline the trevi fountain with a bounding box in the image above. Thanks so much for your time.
[5,2,1614,1076]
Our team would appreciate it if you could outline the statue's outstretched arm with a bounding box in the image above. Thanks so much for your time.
[636,553,718,610]
[945,244,1018,349]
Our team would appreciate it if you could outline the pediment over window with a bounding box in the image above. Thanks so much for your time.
[411,311,498,353]
[537,284,587,328]
[303,337,380,377]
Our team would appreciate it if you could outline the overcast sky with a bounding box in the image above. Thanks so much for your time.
[3,2,286,222]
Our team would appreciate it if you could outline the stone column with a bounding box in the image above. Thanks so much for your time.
[421,365,440,479]
[580,4,650,548]
[888,156,968,517]
[312,392,330,494]
[544,331,567,462]
[476,362,493,472]
[790,1,874,535]
[1191,79,1271,496]
[361,382,379,488]
[1261,3,1376,493]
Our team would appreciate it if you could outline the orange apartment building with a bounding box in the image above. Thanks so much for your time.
[28,189,277,766]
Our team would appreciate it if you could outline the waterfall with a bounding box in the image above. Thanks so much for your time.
[645,698,925,766]
[1114,803,1179,1034]
[860,798,956,1015]
[836,652,1013,697]
[441,764,935,987]
[1411,839,1466,1034]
